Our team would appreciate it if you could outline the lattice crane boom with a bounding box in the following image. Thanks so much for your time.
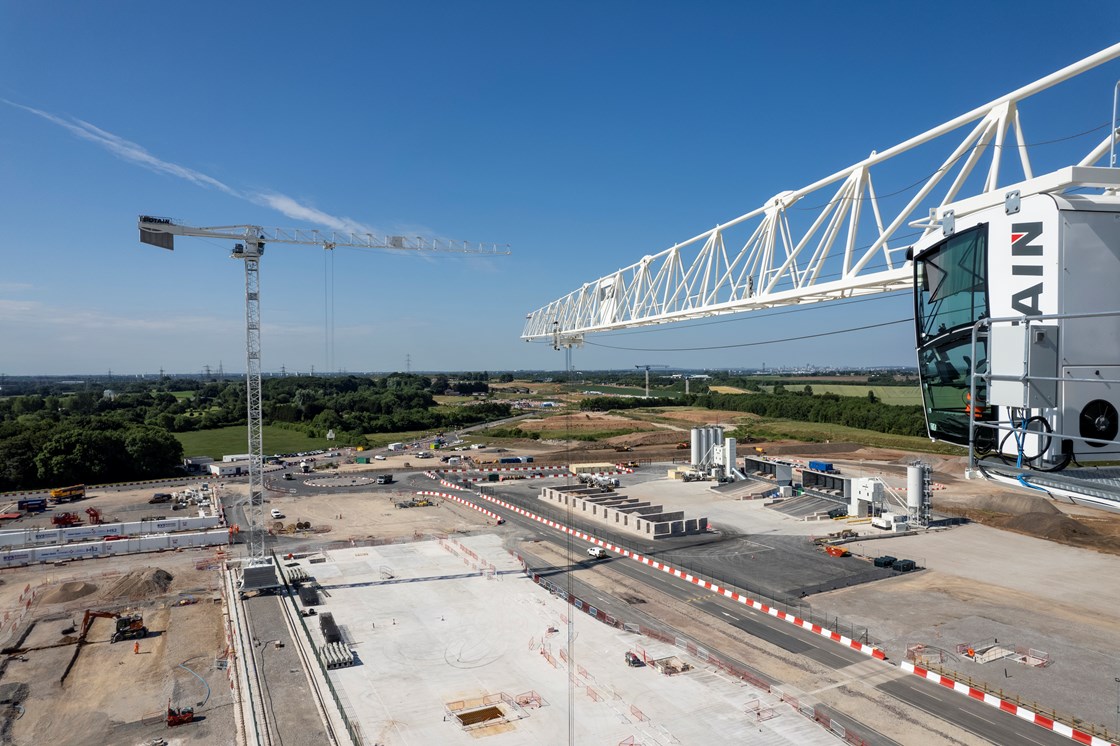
[138,216,509,580]
[522,43,1120,344]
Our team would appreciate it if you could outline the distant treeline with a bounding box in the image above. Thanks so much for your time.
[579,396,684,411]
[0,373,511,491]
[688,390,925,436]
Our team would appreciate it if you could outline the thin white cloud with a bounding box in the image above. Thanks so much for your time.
[249,192,375,234]
[3,99,378,234]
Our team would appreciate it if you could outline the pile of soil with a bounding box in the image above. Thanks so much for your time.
[605,430,687,447]
[996,511,1099,542]
[969,493,1060,516]
[103,568,173,601]
[40,581,97,605]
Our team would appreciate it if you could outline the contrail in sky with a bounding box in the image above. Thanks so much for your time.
[4,99,375,233]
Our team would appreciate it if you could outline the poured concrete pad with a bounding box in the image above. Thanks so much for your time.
[284,535,837,745]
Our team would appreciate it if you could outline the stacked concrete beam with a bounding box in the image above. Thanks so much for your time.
[319,642,355,670]
[538,486,707,539]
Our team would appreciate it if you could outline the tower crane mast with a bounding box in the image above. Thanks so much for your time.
[634,364,669,398]
[139,216,509,587]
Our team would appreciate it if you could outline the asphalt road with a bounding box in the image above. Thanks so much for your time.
[477,486,1078,746]
[475,478,894,618]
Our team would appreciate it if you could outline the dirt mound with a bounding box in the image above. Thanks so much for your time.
[969,493,1060,516]
[606,430,687,447]
[996,512,1098,542]
[758,441,866,455]
[41,581,98,605]
[103,568,174,601]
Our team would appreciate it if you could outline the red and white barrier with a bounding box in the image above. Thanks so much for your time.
[440,487,887,660]
[417,491,503,524]
[900,661,1115,746]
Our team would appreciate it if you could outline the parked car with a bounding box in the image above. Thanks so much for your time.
[374,455,387,461]
[270,509,284,519]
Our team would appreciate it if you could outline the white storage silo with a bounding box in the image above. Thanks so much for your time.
[906,464,924,517]
[724,437,737,478]
[690,428,701,466]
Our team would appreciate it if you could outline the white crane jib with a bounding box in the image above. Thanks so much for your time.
[522,43,1120,345]
[139,216,509,583]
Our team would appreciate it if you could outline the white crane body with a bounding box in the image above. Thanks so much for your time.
[521,44,1120,509]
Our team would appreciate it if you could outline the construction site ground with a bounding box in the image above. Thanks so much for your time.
[295,446,1120,736]
[283,536,837,745]
[0,549,232,746]
[0,478,219,532]
[1,438,1118,744]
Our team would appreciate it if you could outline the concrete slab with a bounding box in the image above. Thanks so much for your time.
[283,535,838,745]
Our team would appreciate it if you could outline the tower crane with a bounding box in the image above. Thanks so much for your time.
[524,44,1120,510]
[139,217,509,589]
[634,364,669,398]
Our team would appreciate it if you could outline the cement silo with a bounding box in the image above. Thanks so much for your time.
[690,428,701,466]
[907,462,930,525]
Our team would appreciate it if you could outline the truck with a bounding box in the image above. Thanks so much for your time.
[376,474,394,485]
[300,461,311,474]
[17,498,47,512]
[807,461,835,473]
[49,484,85,503]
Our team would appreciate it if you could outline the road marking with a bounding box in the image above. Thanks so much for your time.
[966,710,997,725]
[720,611,740,621]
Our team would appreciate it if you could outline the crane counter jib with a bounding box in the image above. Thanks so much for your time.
[139,216,511,255]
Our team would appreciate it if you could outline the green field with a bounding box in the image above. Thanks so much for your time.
[760,384,922,406]
[566,384,650,397]
[734,418,963,454]
[175,425,335,459]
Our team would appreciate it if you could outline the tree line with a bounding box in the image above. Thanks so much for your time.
[0,374,510,491]
[688,390,925,436]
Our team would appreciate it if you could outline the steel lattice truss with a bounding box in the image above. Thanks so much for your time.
[523,44,1120,343]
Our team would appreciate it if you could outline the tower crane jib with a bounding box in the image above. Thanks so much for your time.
[139,216,509,587]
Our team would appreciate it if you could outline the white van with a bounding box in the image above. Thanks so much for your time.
[270,508,284,519]
[587,547,608,559]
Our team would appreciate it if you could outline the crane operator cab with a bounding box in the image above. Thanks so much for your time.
[911,166,1120,471]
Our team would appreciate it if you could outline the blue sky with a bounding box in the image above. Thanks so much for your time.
[1,2,1118,376]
